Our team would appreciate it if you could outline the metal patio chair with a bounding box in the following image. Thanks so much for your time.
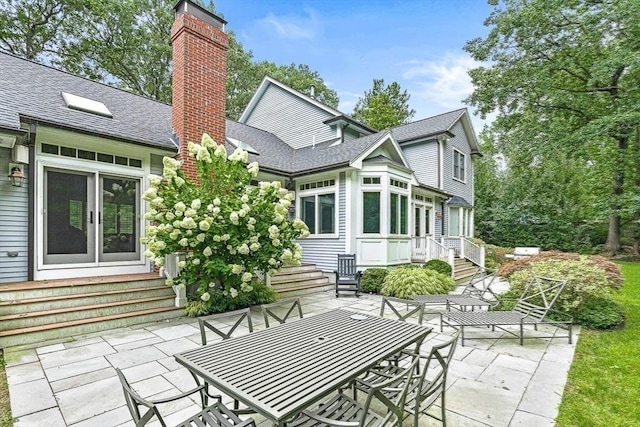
[198,307,254,345]
[286,349,421,427]
[355,331,459,426]
[334,253,362,297]
[261,298,303,328]
[198,308,255,413]
[441,276,572,346]
[380,296,426,324]
[414,267,498,311]
[116,368,256,427]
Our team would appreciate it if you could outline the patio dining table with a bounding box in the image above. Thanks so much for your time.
[175,308,432,426]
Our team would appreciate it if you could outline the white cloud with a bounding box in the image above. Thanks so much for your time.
[402,53,479,109]
[337,90,362,113]
[260,9,319,40]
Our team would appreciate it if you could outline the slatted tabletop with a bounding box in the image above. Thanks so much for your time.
[175,309,431,426]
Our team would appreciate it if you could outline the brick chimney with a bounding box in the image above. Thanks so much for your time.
[171,0,228,180]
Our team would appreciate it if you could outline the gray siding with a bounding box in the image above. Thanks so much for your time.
[442,121,474,205]
[245,85,336,149]
[298,172,346,272]
[401,140,439,187]
[150,154,164,175]
[0,149,29,283]
[343,127,364,144]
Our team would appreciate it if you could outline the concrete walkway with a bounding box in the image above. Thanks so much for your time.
[4,292,578,426]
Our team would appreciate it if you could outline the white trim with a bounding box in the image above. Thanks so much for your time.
[297,173,339,238]
[350,132,411,170]
[453,148,466,183]
[344,170,353,253]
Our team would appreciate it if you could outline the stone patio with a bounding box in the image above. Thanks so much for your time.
[4,292,578,426]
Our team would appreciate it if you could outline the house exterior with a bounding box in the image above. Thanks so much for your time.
[0,0,480,284]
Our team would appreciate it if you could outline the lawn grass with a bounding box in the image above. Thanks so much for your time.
[556,261,640,426]
[0,352,12,427]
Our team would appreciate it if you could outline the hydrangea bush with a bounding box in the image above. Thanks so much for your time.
[141,133,310,304]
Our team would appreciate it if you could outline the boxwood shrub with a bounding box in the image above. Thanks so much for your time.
[361,268,388,294]
[503,257,624,329]
[380,267,455,299]
[423,259,452,276]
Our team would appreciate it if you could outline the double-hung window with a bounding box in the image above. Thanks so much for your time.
[299,179,336,235]
[453,149,466,182]
[389,193,408,234]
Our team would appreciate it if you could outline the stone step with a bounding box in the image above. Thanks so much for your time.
[271,276,330,290]
[0,273,164,300]
[271,263,318,275]
[270,270,326,284]
[0,307,184,348]
[0,296,175,330]
[0,286,173,315]
[273,282,332,298]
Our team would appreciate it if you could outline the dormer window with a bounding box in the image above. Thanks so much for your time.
[62,92,112,117]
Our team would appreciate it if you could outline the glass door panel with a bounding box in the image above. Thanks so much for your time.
[100,176,140,261]
[44,169,95,264]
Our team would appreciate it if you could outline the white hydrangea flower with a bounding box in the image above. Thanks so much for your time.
[250,242,260,252]
[174,176,185,187]
[268,225,280,238]
[268,258,277,266]
[273,213,284,224]
[181,218,197,229]
[143,187,158,201]
[191,258,200,265]
[230,287,238,298]
[165,278,174,286]
[214,144,227,159]
[191,199,201,210]
[200,292,211,301]
[199,220,210,231]
[280,249,293,261]
[272,238,281,247]
[196,233,206,243]
[248,217,256,225]
[165,212,175,221]
[178,261,186,268]
[203,246,212,257]
[144,249,154,258]
[242,272,253,282]
[212,235,221,242]
[201,133,216,148]
[175,202,187,212]
[179,238,189,247]
[221,234,230,241]
[247,162,259,177]
[237,244,250,255]
[230,212,239,225]
[213,198,221,206]
[231,264,243,274]
[147,174,162,186]
[196,146,212,163]
[207,204,214,212]
[241,194,249,203]
[212,206,221,215]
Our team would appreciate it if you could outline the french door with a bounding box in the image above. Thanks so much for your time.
[43,168,140,265]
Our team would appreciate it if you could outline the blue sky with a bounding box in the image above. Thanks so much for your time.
[215,0,494,130]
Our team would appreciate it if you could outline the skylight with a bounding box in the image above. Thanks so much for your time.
[62,92,113,118]
[227,137,259,155]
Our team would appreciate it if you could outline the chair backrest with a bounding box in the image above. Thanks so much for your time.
[380,296,425,325]
[198,307,254,345]
[359,350,421,426]
[261,298,303,328]
[513,276,568,321]
[116,368,166,427]
[461,267,498,301]
[413,331,459,413]
[336,254,358,278]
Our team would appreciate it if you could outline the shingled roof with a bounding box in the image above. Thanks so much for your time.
[0,52,475,181]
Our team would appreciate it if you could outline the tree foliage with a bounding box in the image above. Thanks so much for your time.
[352,78,416,130]
[467,0,640,254]
[0,0,338,117]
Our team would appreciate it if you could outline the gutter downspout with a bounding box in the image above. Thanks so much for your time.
[27,123,36,281]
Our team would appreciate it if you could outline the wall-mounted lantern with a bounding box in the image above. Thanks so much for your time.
[8,164,24,187]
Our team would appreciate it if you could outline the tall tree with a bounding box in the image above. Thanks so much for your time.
[465,0,640,254]
[352,79,416,130]
[0,0,79,61]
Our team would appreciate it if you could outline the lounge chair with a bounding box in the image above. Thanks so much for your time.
[414,267,497,311]
[441,276,572,346]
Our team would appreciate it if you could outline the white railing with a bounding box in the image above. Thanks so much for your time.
[461,238,485,268]
[412,237,450,262]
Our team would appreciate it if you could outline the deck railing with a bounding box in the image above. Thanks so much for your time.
[461,238,485,268]
[412,237,450,262]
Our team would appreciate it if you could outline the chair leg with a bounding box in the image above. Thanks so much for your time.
[441,389,447,427]
[520,323,524,345]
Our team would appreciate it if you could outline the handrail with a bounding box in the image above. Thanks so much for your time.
[460,238,485,268]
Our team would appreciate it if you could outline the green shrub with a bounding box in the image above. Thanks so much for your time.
[574,297,624,330]
[380,268,455,299]
[185,281,277,317]
[424,259,452,276]
[484,244,513,269]
[506,258,624,329]
[361,268,388,294]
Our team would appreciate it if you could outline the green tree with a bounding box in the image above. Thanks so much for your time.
[0,0,78,61]
[352,78,416,130]
[465,0,640,254]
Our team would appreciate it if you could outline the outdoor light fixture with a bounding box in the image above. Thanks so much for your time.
[8,165,24,187]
